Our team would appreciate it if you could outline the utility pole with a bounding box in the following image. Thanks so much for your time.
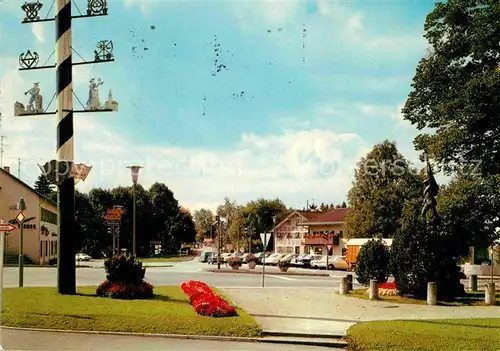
[0,136,5,168]
[17,1,117,295]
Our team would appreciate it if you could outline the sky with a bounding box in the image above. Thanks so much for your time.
[0,0,440,212]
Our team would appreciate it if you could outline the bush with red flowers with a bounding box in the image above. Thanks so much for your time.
[180,280,237,317]
[96,254,154,299]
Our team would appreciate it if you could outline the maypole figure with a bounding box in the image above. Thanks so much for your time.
[24,82,43,113]
[86,78,104,110]
[421,153,440,223]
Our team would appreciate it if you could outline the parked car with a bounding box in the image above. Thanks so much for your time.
[207,253,220,264]
[302,254,322,268]
[75,252,91,261]
[199,250,215,262]
[329,256,349,270]
[279,253,298,263]
[290,254,307,267]
[265,253,286,265]
[254,252,270,264]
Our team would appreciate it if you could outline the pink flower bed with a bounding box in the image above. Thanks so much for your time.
[180,280,238,317]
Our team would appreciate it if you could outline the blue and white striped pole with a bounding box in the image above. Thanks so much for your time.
[55,0,76,294]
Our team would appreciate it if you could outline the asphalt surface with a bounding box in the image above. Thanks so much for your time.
[2,260,359,289]
[0,329,341,350]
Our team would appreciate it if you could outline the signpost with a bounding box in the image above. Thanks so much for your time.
[0,220,16,322]
[16,199,26,288]
[104,207,124,256]
[260,232,272,287]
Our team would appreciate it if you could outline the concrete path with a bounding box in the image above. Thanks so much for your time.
[222,287,500,336]
[0,329,339,350]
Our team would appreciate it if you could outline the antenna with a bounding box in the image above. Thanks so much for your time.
[9,157,29,179]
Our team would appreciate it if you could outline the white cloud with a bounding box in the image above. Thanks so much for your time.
[31,23,44,42]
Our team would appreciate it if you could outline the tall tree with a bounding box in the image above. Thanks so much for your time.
[344,140,422,238]
[402,0,500,175]
[34,174,55,198]
[193,208,214,241]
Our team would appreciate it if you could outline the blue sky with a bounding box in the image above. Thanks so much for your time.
[0,0,438,211]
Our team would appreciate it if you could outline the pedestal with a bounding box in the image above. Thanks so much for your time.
[346,274,353,290]
[369,279,378,300]
[339,277,350,295]
[485,282,496,305]
[427,282,437,305]
[469,275,478,291]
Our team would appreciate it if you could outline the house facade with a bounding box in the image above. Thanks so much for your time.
[273,210,322,254]
[0,166,58,264]
[299,208,350,256]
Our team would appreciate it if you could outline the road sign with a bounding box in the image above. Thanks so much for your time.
[0,223,16,232]
[104,221,120,227]
[260,232,272,248]
[327,245,333,250]
[104,214,121,221]
[15,211,25,224]
[107,208,125,216]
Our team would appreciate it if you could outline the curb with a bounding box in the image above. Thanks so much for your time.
[204,269,330,277]
[261,330,346,338]
[0,326,258,343]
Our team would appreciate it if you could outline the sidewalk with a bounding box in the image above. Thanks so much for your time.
[222,287,500,336]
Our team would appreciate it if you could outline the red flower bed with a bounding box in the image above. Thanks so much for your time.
[180,280,237,317]
[378,282,396,290]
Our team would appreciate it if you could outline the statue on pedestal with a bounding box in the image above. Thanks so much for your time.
[24,82,43,113]
[86,78,104,110]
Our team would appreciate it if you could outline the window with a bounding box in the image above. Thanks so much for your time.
[41,208,57,225]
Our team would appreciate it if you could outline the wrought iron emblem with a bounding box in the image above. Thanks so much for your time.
[21,1,43,22]
[19,50,39,69]
[94,40,113,61]
[87,0,107,16]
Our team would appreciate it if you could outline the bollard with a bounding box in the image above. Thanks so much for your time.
[346,274,353,291]
[485,282,496,305]
[469,275,478,292]
[427,282,437,305]
[369,279,378,300]
[339,277,350,295]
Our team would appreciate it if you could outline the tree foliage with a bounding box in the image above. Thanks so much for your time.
[34,174,55,198]
[344,140,422,238]
[402,0,500,175]
[354,238,391,285]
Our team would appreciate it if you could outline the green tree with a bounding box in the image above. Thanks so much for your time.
[193,208,215,241]
[354,238,391,285]
[34,174,55,198]
[344,140,422,238]
[402,0,500,175]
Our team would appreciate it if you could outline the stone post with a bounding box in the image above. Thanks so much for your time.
[469,275,478,292]
[339,277,350,295]
[427,282,437,305]
[485,282,496,305]
[346,274,353,291]
[369,279,378,300]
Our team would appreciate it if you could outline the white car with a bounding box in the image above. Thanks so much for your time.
[75,252,91,261]
[279,254,298,263]
[311,255,348,270]
[265,253,286,265]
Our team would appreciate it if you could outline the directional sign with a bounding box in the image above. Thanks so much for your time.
[107,208,125,216]
[104,221,120,227]
[15,211,25,224]
[260,232,272,248]
[327,245,333,251]
[0,223,16,232]
[104,214,121,221]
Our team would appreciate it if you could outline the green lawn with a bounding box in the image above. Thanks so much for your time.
[3,287,261,337]
[346,318,500,351]
[348,289,500,306]
[138,255,194,262]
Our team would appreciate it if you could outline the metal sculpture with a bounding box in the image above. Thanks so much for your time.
[87,0,107,16]
[86,78,104,110]
[93,40,113,61]
[21,1,43,22]
[19,50,39,69]
[421,153,440,223]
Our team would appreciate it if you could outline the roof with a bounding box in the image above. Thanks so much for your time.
[274,210,322,230]
[346,238,393,246]
[305,208,350,224]
[0,168,57,208]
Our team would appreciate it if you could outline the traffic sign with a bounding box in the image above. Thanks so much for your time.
[327,245,333,250]
[0,223,16,232]
[260,232,272,248]
[107,208,125,216]
[104,214,121,221]
[104,221,120,227]
[15,211,25,224]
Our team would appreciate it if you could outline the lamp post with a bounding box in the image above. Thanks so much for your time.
[262,214,277,288]
[17,198,26,288]
[127,166,142,257]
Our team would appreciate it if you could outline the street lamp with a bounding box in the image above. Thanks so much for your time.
[127,165,142,257]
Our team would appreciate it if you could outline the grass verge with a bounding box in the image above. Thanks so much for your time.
[346,318,500,351]
[3,286,261,337]
[348,288,500,306]
[139,255,194,262]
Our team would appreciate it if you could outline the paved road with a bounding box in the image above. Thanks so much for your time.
[0,329,340,350]
[2,260,359,289]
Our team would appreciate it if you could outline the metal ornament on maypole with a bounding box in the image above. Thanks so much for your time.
[127,165,143,257]
[17,0,117,295]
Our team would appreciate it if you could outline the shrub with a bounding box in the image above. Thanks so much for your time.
[48,258,57,266]
[354,238,391,286]
[180,280,237,317]
[246,254,257,263]
[228,257,242,267]
[97,254,153,299]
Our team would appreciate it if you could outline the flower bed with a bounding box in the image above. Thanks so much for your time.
[97,280,154,299]
[180,280,237,317]
[366,282,398,296]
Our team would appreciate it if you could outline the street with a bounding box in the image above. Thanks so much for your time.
[2,260,359,289]
[0,329,341,351]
